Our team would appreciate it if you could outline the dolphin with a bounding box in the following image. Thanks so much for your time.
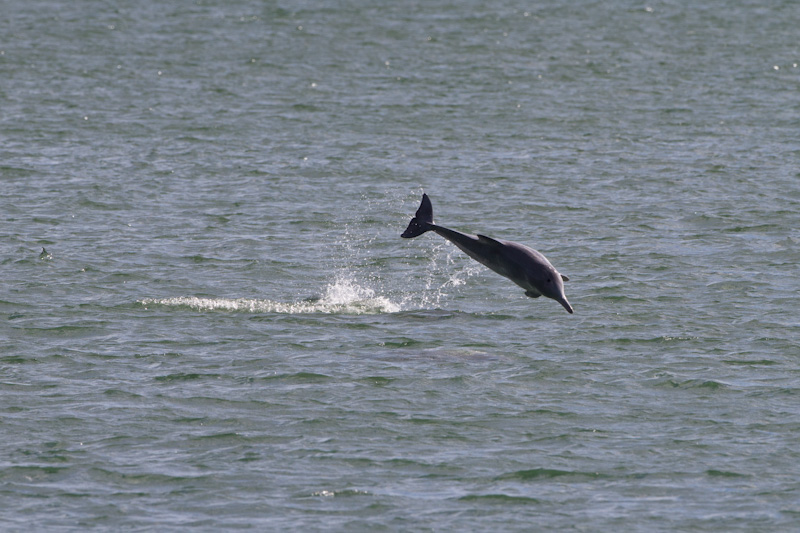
[401,194,573,313]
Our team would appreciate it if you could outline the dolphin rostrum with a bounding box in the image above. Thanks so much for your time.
[402,193,573,313]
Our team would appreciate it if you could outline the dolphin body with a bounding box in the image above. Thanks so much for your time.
[402,194,573,313]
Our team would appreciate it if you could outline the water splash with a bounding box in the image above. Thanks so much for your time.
[140,193,482,315]
[140,277,400,315]
[323,191,486,311]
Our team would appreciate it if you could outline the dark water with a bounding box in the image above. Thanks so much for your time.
[2,1,800,530]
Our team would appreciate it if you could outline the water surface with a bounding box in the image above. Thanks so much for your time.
[2,0,800,530]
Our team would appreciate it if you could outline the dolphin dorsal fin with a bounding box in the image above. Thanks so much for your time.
[477,234,503,247]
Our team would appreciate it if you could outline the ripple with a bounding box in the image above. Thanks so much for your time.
[497,468,604,481]
[459,493,540,504]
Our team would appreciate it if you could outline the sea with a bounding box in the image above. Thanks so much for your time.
[2,0,800,530]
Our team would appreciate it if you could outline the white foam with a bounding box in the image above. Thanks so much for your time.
[140,278,401,315]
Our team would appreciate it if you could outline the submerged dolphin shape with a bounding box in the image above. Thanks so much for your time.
[402,194,573,313]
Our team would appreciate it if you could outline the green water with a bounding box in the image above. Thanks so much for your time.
[2,0,800,530]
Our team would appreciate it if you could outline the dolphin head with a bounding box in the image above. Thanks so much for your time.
[540,272,573,314]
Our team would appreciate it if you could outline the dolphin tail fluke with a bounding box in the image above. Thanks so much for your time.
[401,193,434,238]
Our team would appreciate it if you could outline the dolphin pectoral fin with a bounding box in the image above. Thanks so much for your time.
[561,274,570,282]
[477,234,503,247]
[525,290,541,298]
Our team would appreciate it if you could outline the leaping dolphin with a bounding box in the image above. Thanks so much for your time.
[402,193,573,313]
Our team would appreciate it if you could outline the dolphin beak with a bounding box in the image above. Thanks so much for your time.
[559,298,574,314]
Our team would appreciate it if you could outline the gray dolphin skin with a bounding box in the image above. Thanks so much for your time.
[402,193,573,313]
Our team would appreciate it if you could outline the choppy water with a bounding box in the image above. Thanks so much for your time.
[3,0,800,530]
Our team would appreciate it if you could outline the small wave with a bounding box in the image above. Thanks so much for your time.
[140,279,401,315]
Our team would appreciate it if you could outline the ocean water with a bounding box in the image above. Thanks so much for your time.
[2,0,800,530]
